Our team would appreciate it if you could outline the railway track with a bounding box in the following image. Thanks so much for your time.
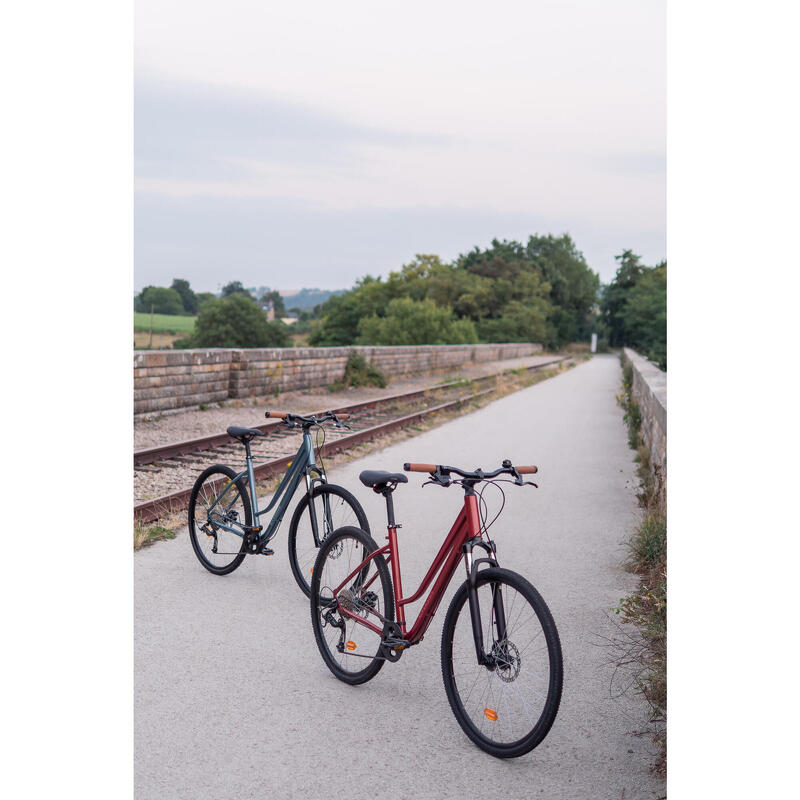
[134,355,569,523]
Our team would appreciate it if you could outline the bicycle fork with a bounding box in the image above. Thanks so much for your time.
[464,538,505,669]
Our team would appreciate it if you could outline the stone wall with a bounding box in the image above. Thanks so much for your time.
[623,347,667,488]
[134,343,542,415]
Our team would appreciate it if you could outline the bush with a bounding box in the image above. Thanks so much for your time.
[358,297,478,346]
[330,352,387,391]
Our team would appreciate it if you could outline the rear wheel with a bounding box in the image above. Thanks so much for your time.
[288,484,369,597]
[441,567,562,758]
[310,526,393,685]
[187,464,250,575]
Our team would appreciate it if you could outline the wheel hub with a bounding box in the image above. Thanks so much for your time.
[492,640,521,683]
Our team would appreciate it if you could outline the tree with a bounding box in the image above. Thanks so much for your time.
[196,292,216,309]
[136,286,184,316]
[184,294,291,348]
[220,280,251,298]
[171,278,198,314]
[601,250,646,347]
[476,300,551,344]
[621,264,667,369]
[357,297,478,346]
[600,251,666,369]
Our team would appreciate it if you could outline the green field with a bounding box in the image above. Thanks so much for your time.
[134,312,196,334]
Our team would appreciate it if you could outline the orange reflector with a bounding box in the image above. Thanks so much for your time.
[484,708,498,721]
[310,568,313,575]
[345,641,357,651]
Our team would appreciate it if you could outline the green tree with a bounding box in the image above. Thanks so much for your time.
[171,278,198,314]
[196,292,216,309]
[476,300,551,344]
[136,286,184,316]
[183,294,290,348]
[600,251,666,369]
[601,250,646,347]
[357,297,478,345]
[220,281,251,298]
[622,263,667,368]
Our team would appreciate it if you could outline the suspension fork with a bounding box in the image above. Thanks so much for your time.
[304,464,330,548]
[464,537,502,666]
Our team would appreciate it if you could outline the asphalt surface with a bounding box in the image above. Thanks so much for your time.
[135,354,665,799]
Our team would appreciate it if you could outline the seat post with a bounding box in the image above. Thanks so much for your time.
[383,489,398,528]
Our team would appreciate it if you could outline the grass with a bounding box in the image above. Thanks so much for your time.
[134,312,196,334]
[615,352,667,776]
[134,523,177,550]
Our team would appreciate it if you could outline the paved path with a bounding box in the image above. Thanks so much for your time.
[135,355,665,799]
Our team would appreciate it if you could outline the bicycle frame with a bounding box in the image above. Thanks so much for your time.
[206,430,329,547]
[332,492,499,652]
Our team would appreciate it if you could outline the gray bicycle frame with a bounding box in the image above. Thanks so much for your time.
[206,430,330,546]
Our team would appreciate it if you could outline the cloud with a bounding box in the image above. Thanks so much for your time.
[135,77,448,183]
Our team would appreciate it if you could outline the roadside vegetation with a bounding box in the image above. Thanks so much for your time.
[616,357,667,774]
[134,522,177,550]
[328,352,387,391]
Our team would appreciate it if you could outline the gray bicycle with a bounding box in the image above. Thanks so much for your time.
[188,410,369,596]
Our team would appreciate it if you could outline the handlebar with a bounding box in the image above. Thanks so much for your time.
[403,460,538,486]
[265,410,349,428]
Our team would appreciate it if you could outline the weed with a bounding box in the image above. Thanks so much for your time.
[134,523,177,550]
[614,353,667,774]
[329,352,387,391]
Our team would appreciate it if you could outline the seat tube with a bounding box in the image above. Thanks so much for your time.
[245,443,258,522]
[384,492,406,631]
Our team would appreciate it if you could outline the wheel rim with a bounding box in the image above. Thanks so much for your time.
[315,532,385,676]
[191,474,247,570]
[294,490,363,590]
[448,580,552,747]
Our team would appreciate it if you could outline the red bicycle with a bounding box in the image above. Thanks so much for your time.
[309,460,563,758]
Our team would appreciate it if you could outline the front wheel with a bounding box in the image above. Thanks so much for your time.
[288,483,369,597]
[441,567,563,758]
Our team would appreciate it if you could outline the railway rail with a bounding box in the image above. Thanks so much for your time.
[134,355,569,523]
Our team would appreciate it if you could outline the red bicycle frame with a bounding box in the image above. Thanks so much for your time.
[333,493,483,646]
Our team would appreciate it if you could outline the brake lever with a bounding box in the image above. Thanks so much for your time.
[422,476,451,488]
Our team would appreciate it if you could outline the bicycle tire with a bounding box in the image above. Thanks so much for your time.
[310,526,394,685]
[288,484,369,597]
[187,464,251,575]
[441,567,563,758]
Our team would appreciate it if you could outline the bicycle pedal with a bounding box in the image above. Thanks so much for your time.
[259,548,274,556]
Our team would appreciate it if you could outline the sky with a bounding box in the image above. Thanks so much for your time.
[135,0,665,293]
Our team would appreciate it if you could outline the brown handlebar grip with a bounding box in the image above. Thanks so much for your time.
[404,462,437,473]
[516,465,538,474]
[265,411,288,419]
[337,413,351,420]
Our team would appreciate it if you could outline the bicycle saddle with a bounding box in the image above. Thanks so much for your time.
[359,470,408,490]
[227,426,263,441]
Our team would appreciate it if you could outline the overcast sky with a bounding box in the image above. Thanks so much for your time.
[135,0,665,293]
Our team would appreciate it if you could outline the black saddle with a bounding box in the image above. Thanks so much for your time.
[227,426,263,442]
[359,470,408,491]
